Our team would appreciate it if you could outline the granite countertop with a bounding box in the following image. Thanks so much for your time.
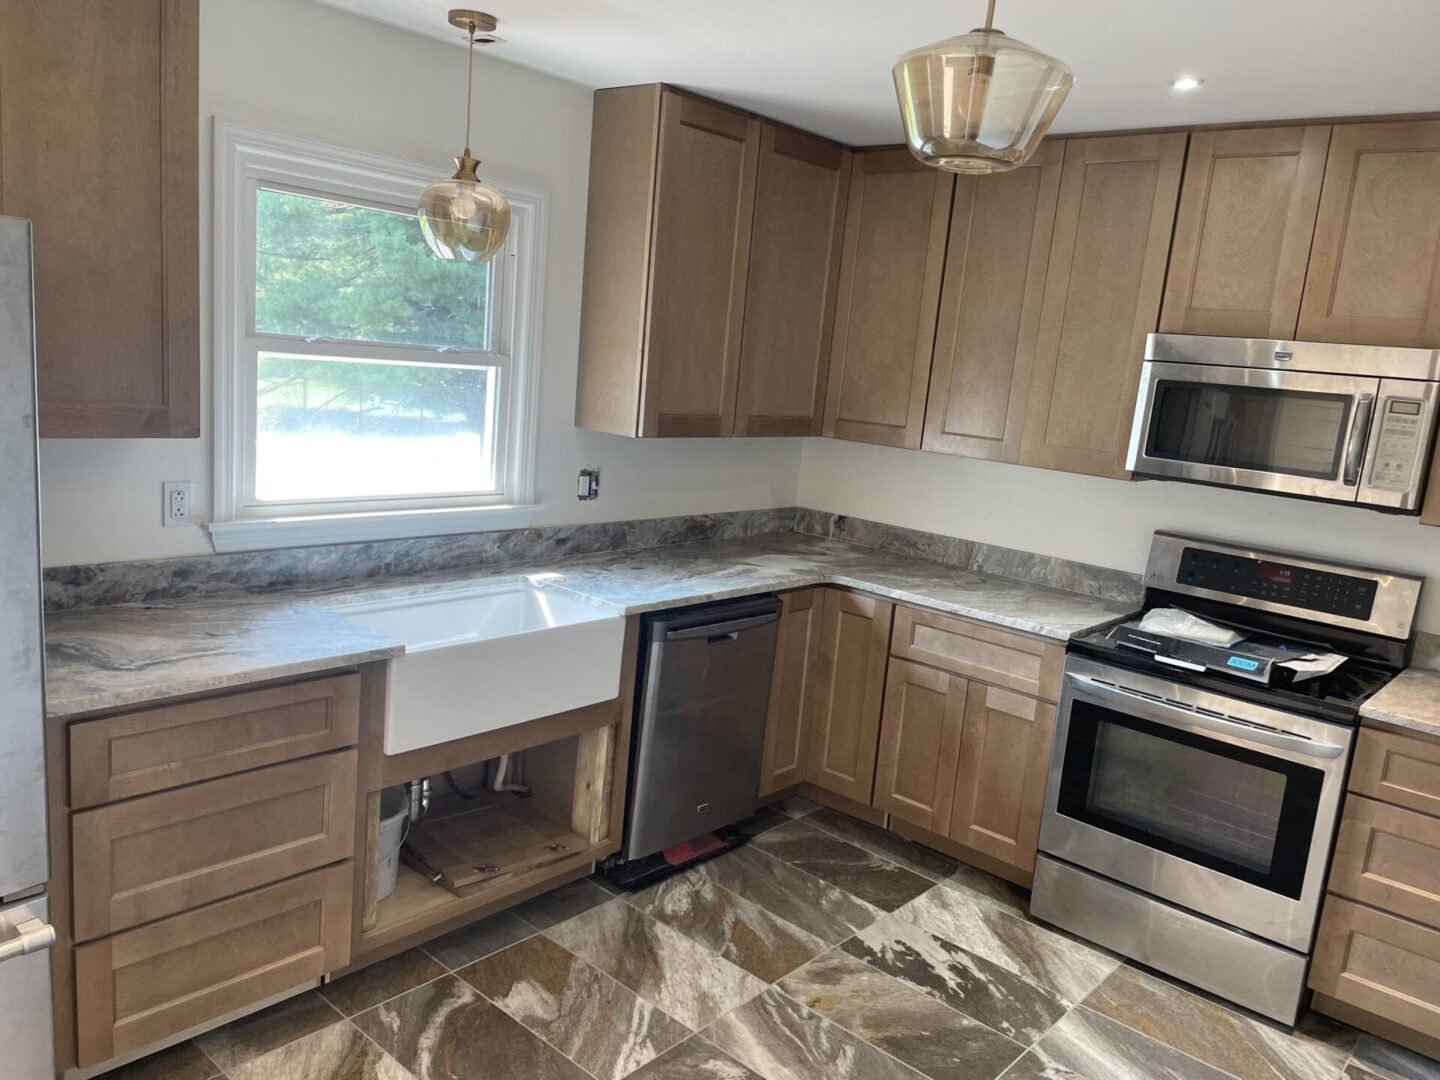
[1359,668,1440,740]
[43,533,1135,718]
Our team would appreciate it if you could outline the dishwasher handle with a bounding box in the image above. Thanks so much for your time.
[663,611,781,641]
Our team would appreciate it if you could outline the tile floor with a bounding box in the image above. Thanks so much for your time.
[102,797,1440,1080]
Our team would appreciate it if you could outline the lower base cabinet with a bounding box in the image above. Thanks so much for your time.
[805,590,894,804]
[873,658,967,833]
[758,589,823,798]
[1311,895,1440,1043]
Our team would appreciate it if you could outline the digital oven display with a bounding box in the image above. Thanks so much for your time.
[1179,547,1376,620]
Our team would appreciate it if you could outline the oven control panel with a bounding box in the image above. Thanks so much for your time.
[1368,397,1425,492]
[1178,546,1378,619]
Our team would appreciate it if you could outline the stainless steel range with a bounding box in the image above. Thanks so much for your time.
[1031,532,1422,1025]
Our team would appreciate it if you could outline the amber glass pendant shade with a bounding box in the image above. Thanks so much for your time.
[893,3,1072,175]
[418,10,510,262]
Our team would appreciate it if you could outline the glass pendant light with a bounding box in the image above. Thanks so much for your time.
[418,10,510,262]
[893,0,1073,174]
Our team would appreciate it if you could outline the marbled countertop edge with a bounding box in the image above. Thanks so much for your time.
[1360,667,1440,740]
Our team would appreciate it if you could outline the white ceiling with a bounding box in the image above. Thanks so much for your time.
[316,1,1440,144]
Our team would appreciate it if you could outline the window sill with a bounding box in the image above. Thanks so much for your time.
[205,504,541,553]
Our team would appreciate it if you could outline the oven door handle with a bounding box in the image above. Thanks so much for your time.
[1069,673,1349,761]
[1343,392,1377,486]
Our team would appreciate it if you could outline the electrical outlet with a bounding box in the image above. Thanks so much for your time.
[577,467,601,501]
[162,481,193,527]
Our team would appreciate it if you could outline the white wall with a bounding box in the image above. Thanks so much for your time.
[798,438,1440,634]
[35,0,801,568]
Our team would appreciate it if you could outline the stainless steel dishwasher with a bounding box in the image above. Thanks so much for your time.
[621,596,782,861]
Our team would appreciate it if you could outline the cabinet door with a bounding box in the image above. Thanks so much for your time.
[1020,133,1187,478]
[1330,796,1440,930]
[1161,126,1330,338]
[824,150,953,448]
[759,589,824,797]
[873,659,967,833]
[1299,120,1440,348]
[949,683,1057,873]
[641,91,760,437]
[923,140,1064,461]
[1311,895,1440,1042]
[806,591,894,804]
[735,126,850,436]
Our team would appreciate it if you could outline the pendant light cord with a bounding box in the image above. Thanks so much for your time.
[984,0,996,31]
[463,23,476,156]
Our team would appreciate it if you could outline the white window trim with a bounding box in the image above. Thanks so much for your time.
[209,121,546,552]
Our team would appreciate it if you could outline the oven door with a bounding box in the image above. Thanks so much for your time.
[1127,362,1381,503]
[1039,656,1353,951]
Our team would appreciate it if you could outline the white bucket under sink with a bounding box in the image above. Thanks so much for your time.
[335,582,625,755]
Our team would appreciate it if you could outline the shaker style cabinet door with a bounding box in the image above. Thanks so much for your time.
[1298,120,1440,348]
[872,658,968,834]
[1161,125,1331,339]
[923,140,1064,462]
[735,125,850,436]
[758,589,824,797]
[0,0,199,437]
[805,590,894,805]
[1019,133,1187,479]
[823,149,953,449]
[642,92,761,437]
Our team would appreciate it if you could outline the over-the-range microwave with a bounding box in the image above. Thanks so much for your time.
[1126,334,1440,512]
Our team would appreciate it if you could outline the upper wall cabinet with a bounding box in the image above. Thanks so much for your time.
[823,150,953,449]
[1161,126,1330,339]
[734,126,850,436]
[923,141,1064,462]
[1020,133,1187,479]
[1298,121,1440,348]
[0,0,199,437]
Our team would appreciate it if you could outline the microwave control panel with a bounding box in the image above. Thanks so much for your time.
[1178,546,1378,619]
[1369,397,1426,492]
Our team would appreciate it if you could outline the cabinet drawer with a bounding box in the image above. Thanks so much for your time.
[1331,795,1440,929]
[72,750,357,941]
[1351,725,1440,816]
[891,605,1063,702]
[1311,895,1440,1041]
[69,674,360,808]
[74,863,352,1068]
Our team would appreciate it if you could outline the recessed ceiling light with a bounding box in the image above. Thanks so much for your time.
[1171,76,1205,92]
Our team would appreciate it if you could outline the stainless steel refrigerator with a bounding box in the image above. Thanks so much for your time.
[0,217,57,1078]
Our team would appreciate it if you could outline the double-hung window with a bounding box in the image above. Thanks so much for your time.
[211,124,543,551]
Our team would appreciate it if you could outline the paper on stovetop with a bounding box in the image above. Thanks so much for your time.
[1134,607,1347,682]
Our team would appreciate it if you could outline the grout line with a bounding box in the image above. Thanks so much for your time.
[1068,1004,1250,1080]
[344,1014,421,1080]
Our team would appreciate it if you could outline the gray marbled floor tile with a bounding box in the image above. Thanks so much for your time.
[590,871,626,895]
[318,948,447,1016]
[513,878,614,930]
[940,863,1032,916]
[733,805,789,837]
[1031,1007,1238,1080]
[1351,1034,1440,1080]
[98,1040,220,1080]
[459,933,689,1080]
[352,974,588,1080]
[772,795,819,818]
[896,884,1119,1002]
[225,1022,411,1080]
[779,949,1024,1080]
[193,990,341,1071]
[1082,964,1348,1080]
[997,1051,1086,1079]
[623,1035,765,1079]
[704,985,926,1080]
[748,819,934,911]
[1294,1010,1362,1059]
[1350,1068,1393,1080]
[544,897,766,1030]
[694,845,882,944]
[843,913,1071,1044]
[624,868,829,982]
[802,807,961,881]
[419,909,534,970]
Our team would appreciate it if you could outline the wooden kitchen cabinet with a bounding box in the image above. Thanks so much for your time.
[1161,125,1331,339]
[872,658,967,833]
[575,85,760,436]
[1299,120,1440,348]
[923,140,1064,461]
[1329,795,1440,930]
[0,0,199,437]
[735,126,850,436]
[806,590,894,804]
[823,149,953,448]
[949,683,1057,874]
[1020,132,1187,478]
[759,589,824,797]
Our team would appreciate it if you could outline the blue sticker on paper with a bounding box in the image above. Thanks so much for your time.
[1226,656,1261,672]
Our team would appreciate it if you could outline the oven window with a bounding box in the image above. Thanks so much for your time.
[1147,381,1352,479]
[1056,700,1323,898]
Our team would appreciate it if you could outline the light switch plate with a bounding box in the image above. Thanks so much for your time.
[162,481,193,527]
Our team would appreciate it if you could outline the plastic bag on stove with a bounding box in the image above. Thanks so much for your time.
[1136,607,1248,648]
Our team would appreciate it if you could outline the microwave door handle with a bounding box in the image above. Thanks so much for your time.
[1343,393,1377,486]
